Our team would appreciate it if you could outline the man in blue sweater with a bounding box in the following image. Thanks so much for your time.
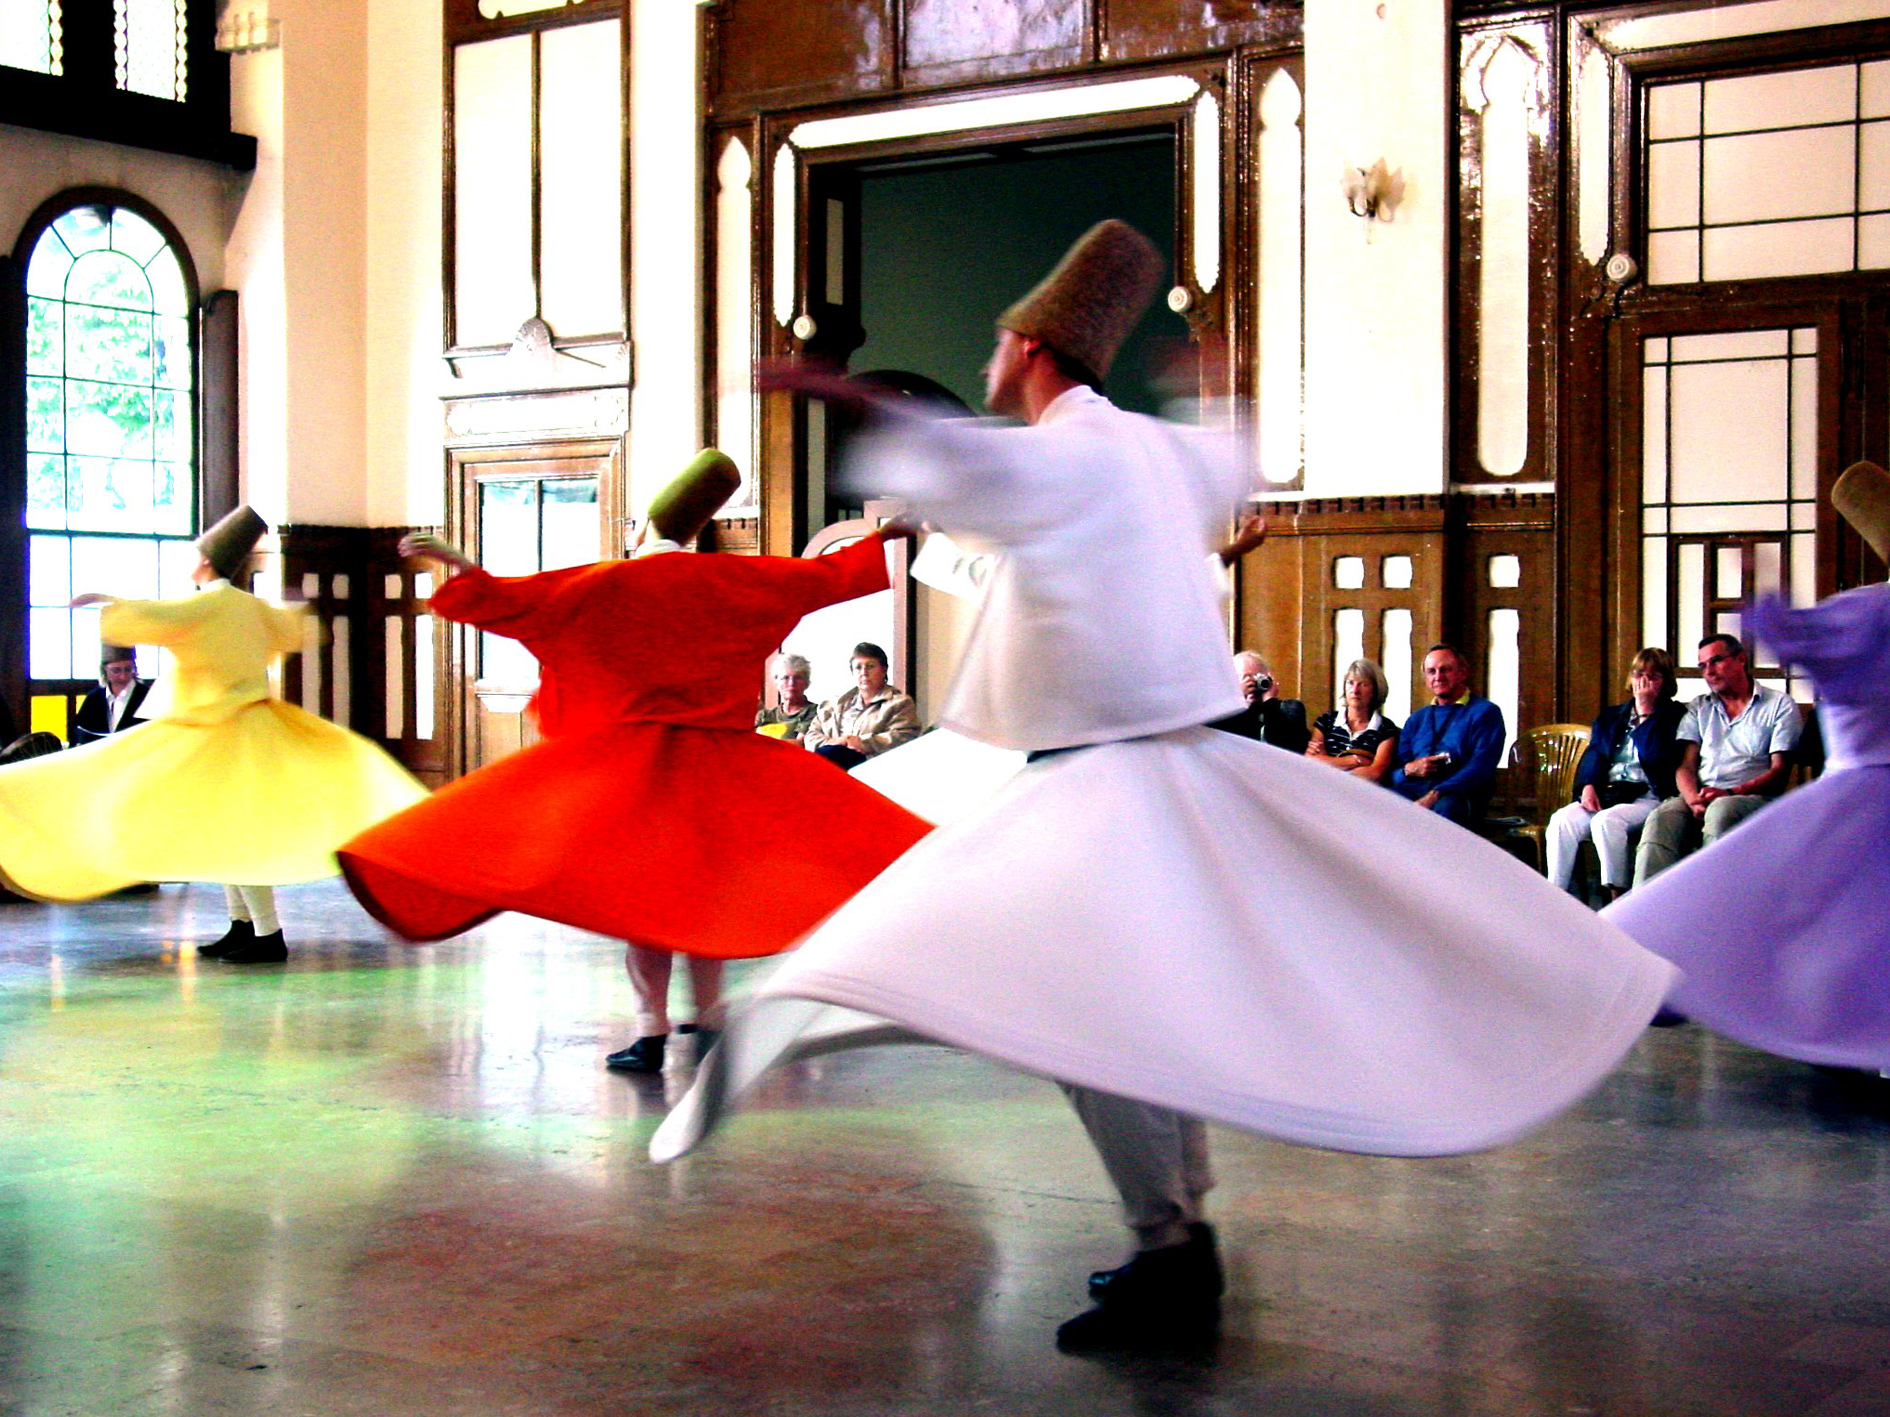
[1392,643,1507,827]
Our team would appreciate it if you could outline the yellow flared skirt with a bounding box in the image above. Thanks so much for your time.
[0,701,427,900]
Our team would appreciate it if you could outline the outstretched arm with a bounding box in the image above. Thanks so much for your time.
[399,532,477,580]
[1218,513,1268,566]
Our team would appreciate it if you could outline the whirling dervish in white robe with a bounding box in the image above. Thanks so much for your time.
[652,366,1678,1164]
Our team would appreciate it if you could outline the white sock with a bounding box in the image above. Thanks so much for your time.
[224,884,251,922]
[238,886,280,936]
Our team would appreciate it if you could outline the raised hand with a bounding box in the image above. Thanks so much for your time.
[399,533,475,576]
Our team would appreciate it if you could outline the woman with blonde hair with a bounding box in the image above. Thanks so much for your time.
[1546,647,1686,901]
[1306,658,1400,783]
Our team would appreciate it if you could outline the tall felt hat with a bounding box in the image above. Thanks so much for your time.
[997,219,1164,384]
[100,644,135,668]
[646,449,741,545]
[1833,460,1890,564]
[195,505,268,579]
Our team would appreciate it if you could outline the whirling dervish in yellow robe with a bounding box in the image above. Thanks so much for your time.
[0,507,425,947]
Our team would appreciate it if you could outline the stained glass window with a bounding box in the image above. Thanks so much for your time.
[0,0,62,75]
[25,202,195,686]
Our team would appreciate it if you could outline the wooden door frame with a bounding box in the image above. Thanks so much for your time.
[442,435,624,777]
[1602,290,1862,685]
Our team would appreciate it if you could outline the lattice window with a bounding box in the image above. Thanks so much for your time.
[1645,59,1890,284]
[114,0,186,101]
[24,200,197,712]
[0,0,62,74]
[1640,327,1815,697]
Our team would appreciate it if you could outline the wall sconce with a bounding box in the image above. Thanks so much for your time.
[1341,159,1405,225]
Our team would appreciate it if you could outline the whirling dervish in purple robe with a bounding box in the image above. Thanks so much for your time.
[1606,461,1890,1069]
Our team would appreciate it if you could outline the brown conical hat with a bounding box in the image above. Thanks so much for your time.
[100,644,135,668]
[998,219,1165,384]
[646,449,741,546]
[1833,461,1890,564]
[195,505,268,579]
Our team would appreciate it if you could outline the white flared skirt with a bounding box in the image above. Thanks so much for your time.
[654,727,1675,1162]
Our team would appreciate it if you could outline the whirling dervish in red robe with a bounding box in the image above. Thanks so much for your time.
[337,451,931,973]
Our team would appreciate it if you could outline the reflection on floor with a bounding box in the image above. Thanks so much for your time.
[1,880,1888,1416]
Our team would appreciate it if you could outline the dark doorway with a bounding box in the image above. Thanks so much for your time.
[805,131,1182,531]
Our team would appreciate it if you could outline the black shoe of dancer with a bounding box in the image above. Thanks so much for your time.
[679,1023,720,1063]
[1058,1228,1223,1353]
[606,1035,667,1073]
[223,930,288,964]
[1088,1221,1223,1298]
[198,919,254,959]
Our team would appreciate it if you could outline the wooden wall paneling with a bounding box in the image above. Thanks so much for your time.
[1243,498,1447,722]
[371,528,451,788]
[1454,15,1558,488]
[1103,0,1301,64]
[1234,530,1307,706]
[705,0,897,119]
[900,0,1090,89]
[277,526,368,733]
[1449,490,1555,731]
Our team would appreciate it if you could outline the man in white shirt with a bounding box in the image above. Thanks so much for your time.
[1633,632,1801,886]
[71,646,150,745]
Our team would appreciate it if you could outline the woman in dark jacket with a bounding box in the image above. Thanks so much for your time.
[1546,647,1686,900]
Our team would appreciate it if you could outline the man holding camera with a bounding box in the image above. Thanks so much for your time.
[1211,651,1310,754]
[1391,643,1507,827]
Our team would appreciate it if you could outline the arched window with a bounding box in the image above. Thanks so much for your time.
[19,194,197,730]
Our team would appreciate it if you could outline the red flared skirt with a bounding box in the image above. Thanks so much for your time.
[337,723,931,956]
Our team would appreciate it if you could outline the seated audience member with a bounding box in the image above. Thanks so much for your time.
[803,641,920,770]
[1546,648,1685,901]
[755,652,819,740]
[1212,651,1311,753]
[72,645,150,745]
[1391,643,1506,826]
[1633,633,1800,887]
[1307,658,1401,783]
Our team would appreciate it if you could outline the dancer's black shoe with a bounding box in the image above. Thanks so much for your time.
[1088,1221,1222,1299]
[606,1035,668,1073]
[198,919,254,959]
[223,929,287,963]
[1059,1225,1223,1353]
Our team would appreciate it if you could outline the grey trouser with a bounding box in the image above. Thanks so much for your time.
[626,945,724,1037]
[1632,792,1768,887]
[1062,1084,1214,1251]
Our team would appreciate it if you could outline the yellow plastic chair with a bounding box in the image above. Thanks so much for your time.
[1506,723,1593,874]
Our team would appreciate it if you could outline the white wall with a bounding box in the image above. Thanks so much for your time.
[280,0,369,526]
[0,125,238,290]
[627,0,705,511]
[1302,0,1450,499]
[224,45,286,527]
[365,0,446,529]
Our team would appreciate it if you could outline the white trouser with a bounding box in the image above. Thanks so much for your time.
[1545,794,1659,891]
[222,884,280,935]
[626,945,726,1038]
[1062,1084,1214,1251]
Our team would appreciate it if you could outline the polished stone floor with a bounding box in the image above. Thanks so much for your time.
[1,881,1888,1416]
